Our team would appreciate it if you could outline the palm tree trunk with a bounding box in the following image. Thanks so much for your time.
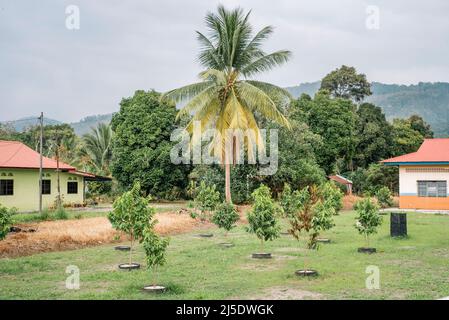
[225,162,232,203]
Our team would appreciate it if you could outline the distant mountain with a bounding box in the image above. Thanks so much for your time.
[2,116,62,132]
[286,81,449,137]
[69,113,114,136]
[4,81,449,137]
[1,113,114,136]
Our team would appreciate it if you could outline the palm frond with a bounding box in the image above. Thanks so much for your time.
[161,81,214,103]
[236,81,291,129]
[176,85,219,120]
[241,50,291,77]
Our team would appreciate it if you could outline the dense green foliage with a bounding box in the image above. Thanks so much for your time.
[354,198,382,247]
[246,185,281,247]
[111,90,190,199]
[319,182,344,215]
[287,81,449,137]
[212,202,240,232]
[354,103,393,168]
[142,229,169,286]
[0,205,15,240]
[375,186,393,208]
[293,92,357,174]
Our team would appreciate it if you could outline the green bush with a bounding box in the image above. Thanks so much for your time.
[0,205,15,240]
[246,185,281,251]
[212,202,240,234]
[375,186,393,208]
[194,181,220,221]
[319,181,344,214]
[354,198,382,247]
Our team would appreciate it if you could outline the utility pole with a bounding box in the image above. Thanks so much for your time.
[38,112,43,214]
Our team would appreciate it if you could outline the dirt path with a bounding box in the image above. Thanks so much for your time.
[0,212,208,259]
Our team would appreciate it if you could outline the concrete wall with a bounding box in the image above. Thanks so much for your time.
[0,168,84,212]
[399,165,449,209]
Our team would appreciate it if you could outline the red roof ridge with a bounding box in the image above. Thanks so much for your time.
[382,138,449,164]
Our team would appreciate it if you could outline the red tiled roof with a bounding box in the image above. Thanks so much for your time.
[0,140,75,170]
[382,138,449,164]
[329,174,352,185]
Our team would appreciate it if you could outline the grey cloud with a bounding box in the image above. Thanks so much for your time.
[1,0,448,122]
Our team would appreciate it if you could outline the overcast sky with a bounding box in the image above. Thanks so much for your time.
[1,0,449,122]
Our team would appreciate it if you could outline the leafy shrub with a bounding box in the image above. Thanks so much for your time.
[194,181,220,221]
[375,186,393,208]
[246,185,280,250]
[319,181,344,214]
[354,198,382,247]
[287,185,335,249]
[0,205,15,240]
[279,184,299,218]
[108,181,156,264]
[142,230,169,286]
[212,202,240,234]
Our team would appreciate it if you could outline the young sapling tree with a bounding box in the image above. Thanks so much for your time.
[287,185,335,276]
[246,185,281,258]
[194,181,220,222]
[212,201,239,244]
[354,197,382,253]
[108,181,155,269]
[142,228,169,292]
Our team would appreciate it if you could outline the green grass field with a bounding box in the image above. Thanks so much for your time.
[1,211,449,300]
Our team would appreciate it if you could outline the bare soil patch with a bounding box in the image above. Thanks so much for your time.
[242,286,323,300]
[0,212,205,258]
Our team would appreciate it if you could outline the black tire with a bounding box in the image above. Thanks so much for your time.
[118,263,140,270]
[295,270,318,277]
[358,247,376,254]
[115,246,131,251]
[252,253,272,259]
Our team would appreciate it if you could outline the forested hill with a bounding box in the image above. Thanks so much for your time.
[286,81,449,137]
[3,82,449,137]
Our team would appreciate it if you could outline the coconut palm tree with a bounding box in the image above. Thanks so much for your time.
[79,123,113,175]
[162,5,292,202]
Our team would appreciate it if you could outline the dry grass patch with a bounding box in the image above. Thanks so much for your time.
[0,212,203,258]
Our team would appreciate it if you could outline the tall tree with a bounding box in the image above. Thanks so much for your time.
[391,118,425,156]
[162,5,292,202]
[320,65,372,102]
[294,92,357,174]
[407,114,434,138]
[354,103,393,168]
[111,90,190,199]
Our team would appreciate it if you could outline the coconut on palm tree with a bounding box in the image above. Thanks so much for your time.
[162,5,292,202]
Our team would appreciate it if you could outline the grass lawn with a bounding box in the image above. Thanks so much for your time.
[1,211,449,300]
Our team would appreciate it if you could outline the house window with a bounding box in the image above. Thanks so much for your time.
[67,181,78,194]
[41,180,51,195]
[0,179,14,196]
[417,181,447,197]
